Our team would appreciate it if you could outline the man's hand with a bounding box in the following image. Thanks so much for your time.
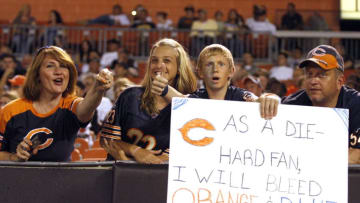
[349,148,360,164]
[257,93,280,120]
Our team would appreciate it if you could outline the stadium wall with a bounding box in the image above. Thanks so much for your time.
[0,0,338,27]
[0,161,360,203]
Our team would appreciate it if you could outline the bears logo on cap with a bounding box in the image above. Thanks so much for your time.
[299,45,344,72]
[311,47,326,57]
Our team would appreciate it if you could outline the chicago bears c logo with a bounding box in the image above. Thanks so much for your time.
[311,47,326,56]
[24,128,54,150]
[179,118,215,146]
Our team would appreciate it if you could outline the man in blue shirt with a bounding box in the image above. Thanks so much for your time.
[282,45,360,164]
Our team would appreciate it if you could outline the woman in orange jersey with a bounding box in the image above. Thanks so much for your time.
[0,46,113,162]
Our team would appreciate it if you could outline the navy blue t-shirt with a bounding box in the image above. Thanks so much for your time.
[282,86,360,148]
[100,87,171,155]
[190,85,256,101]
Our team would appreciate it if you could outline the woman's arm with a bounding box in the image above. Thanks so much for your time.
[0,151,17,161]
[76,69,113,123]
[100,137,166,164]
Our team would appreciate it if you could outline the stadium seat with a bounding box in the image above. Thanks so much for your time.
[0,23,11,47]
[176,31,191,51]
[92,138,101,148]
[122,30,140,56]
[82,148,107,161]
[246,33,269,59]
[74,138,90,154]
[71,148,82,161]
[345,69,355,79]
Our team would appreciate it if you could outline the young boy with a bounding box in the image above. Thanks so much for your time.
[152,44,279,119]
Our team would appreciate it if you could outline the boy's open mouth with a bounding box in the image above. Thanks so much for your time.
[212,77,220,81]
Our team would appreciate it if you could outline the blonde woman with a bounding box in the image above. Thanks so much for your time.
[100,38,197,164]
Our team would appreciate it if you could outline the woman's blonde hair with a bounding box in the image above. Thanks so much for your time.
[197,44,235,73]
[23,46,77,101]
[141,38,197,115]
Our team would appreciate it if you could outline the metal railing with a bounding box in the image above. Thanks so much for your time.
[1,24,360,64]
[0,25,273,62]
[275,31,360,63]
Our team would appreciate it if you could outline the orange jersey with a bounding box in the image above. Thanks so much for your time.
[0,95,86,161]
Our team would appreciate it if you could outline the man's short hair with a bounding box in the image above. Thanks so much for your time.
[279,51,289,58]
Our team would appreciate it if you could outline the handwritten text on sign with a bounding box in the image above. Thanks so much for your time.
[167,98,348,203]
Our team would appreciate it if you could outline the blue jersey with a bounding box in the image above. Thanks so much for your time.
[282,86,360,148]
[100,87,171,156]
[190,85,257,101]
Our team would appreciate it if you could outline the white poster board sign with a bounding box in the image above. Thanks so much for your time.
[167,98,348,203]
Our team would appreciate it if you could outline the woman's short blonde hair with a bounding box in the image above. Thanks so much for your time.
[23,46,77,101]
[197,44,235,73]
[141,38,197,115]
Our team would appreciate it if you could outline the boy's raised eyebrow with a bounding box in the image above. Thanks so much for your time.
[205,61,215,66]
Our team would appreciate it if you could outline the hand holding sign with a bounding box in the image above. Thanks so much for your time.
[257,93,280,120]
[349,148,360,164]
